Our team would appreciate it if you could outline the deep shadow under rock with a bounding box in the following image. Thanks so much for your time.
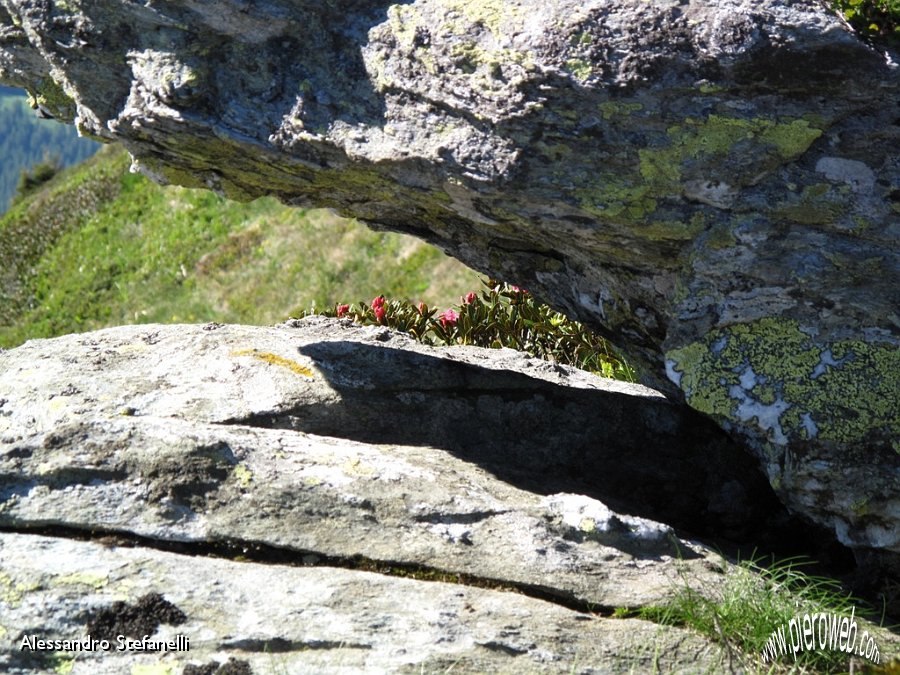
[218,339,855,571]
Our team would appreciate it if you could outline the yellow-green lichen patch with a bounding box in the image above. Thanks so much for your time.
[342,456,376,477]
[449,41,533,77]
[441,0,526,39]
[535,141,573,162]
[666,318,900,446]
[564,58,592,83]
[57,572,108,589]
[573,114,823,226]
[230,349,314,378]
[232,463,253,487]
[637,215,707,243]
[48,653,75,675]
[575,172,657,223]
[26,77,77,120]
[705,221,739,250]
[385,5,439,75]
[598,101,643,120]
[640,115,822,196]
[758,119,823,159]
[388,3,421,49]
[0,572,34,607]
[571,31,593,46]
[53,0,82,13]
[697,82,725,94]
[783,339,900,444]
[131,665,176,675]
[850,497,870,516]
[773,183,846,226]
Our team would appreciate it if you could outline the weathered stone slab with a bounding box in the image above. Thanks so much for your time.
[0,319,745,610]
[0,320,771,671]
[0,532,730,674]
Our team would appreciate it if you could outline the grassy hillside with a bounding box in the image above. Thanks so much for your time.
[0,144,483,348]
[0,86,100,212]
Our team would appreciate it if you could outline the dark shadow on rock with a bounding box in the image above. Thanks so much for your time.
[224,339,854,569]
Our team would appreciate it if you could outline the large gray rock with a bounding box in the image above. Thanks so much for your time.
[0,319,808,553]
[1,321,898,670]
[0,319,760,605]
[0,533,733,674]
[1,0,897,563]
[0,319,750,672]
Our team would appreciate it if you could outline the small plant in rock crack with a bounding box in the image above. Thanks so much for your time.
[306,280,636,381]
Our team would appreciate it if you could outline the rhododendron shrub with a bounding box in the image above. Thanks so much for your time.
[308,280,634,381]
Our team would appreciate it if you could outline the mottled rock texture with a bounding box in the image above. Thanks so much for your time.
[0,0,898,558]
[1,533,734,674]
[0,320,754,672]
[0,319,793,571]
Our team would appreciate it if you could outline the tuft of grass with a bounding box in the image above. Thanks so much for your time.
[618,556,891,673]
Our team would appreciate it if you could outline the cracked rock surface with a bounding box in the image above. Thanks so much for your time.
[0,318,806,671]
[0,0,897,559]
[1,533,730,674]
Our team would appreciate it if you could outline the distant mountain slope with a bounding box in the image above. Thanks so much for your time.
[0,145,482,348]
[0,86,100,213]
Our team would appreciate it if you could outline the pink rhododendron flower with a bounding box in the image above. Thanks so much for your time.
[374,305,386,321]
[462,291,477,305]
[439,309,458,328]
[372,296,385,310]
[336,304,350,318]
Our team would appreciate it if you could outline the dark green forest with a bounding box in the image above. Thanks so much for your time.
[0,86,100,214]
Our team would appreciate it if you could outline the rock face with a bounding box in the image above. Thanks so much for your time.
[1,0,898,560]
[0,319,761,672]
[1,533,730,674]
[0,319,820,553]
[2,320,899,670]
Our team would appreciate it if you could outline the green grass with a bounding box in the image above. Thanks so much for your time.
[617,556,898,673]
[0,145,482,348]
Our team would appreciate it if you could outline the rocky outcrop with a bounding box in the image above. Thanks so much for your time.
[0,319,760,672]
[2,320,898,670]
[1,0,898,562]
[0,318,817,553]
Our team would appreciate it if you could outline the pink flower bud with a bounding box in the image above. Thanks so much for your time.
[439,308,458,328]
[336,304,350,318]
[417,302,427,314]
[374,305,386,322]
[372,295,385,310]
[463,292,477,305]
